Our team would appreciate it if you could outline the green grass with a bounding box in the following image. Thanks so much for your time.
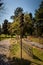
[32,47,43,65]
[33,48,43,61]
[0,34,16,41]
[10,44,19,55]
[10,44,43,65]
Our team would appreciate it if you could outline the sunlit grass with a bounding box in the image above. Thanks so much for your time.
[33,48,43,61]
[10,44,19,56]
[9,40,43,65]
[0,34,16,41]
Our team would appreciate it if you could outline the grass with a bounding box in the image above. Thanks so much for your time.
[10,44,19,56]
[33,47,43,61]
[32,47,43,65]
[9,40,43,65]
[0,34,10,41]
[0,34,16,41]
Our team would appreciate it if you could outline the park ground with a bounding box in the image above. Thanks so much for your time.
[0,35,43,65]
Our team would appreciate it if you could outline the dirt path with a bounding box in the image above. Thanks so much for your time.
[0,39,11,65]
[0,39,11,56]
[23,39,43,49]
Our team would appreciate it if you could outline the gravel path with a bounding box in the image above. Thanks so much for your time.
[23,39,43,49]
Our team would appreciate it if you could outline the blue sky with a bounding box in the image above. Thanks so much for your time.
[0,0,42,24]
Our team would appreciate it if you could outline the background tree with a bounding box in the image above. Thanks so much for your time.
[24,13,34,36]
[35,1,43,36]
[14,7,23,17]
[9,20,20,35]
[0,0,3,9]
[35,1,43,20]
[0,0,4,13]
[7,22,11,35]
[11,7,23,21]
[10,7,23,35]
[10,8,34,36]
[2,19,9,34]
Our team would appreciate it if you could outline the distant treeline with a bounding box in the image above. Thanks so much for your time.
[0,1,43,37]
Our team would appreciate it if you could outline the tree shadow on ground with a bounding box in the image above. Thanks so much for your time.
[0,54,42,65]
[8,57,32,65]
[0,54,10,65]
[0,54,32,65]
[33,54,43,62]
[8,57,41,65]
